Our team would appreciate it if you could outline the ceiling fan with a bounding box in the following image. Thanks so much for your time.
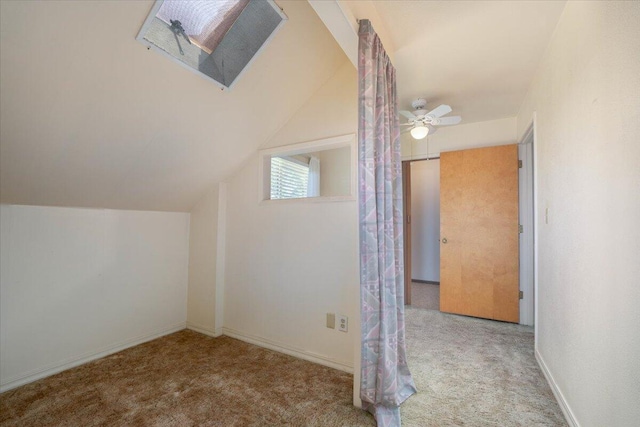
[400,99,462,139]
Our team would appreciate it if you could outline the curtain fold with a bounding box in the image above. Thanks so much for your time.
[357,19,417,427]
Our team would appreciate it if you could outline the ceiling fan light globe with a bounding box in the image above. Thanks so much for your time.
[410,125,429,140]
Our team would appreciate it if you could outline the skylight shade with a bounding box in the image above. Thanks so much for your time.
[138,0,286,89]
[156,0,249,54]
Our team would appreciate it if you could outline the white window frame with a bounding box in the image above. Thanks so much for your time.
[258,134,356,204]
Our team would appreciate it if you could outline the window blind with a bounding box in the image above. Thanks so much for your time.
[270,157,309,200]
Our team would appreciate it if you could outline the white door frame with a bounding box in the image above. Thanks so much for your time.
[518,117,537,326]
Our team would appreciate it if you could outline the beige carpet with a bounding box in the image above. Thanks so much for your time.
[1,311,566,426]
[410,282,440,311]
[0,332,374,427]
[402,307,566,426]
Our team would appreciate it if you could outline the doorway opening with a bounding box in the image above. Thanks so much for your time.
[403,142,535,325]
[403,158,441,311]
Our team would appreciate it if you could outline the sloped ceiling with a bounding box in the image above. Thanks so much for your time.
[0,0,347,212]
[379,0,567,123]
[318,0,566,124]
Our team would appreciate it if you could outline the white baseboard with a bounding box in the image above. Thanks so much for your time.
[221,327,353,374]
[0,322,187,393]
[186,322,222,338]
[535,348,580,427]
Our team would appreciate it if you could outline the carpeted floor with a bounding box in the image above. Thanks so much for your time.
[401,307,566,426]
[0,332,374,427]
[410,282,440,311]
[1,310,566,426]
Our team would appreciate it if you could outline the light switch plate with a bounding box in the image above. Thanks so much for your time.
[326,313,335,329]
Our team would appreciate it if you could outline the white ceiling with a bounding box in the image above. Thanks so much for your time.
[388,1,566,123]
[0,0,346,211]
[0,0,567,212]
[338,0,566,123]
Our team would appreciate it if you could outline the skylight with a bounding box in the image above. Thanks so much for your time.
[137,0,287,89]
[156,0,249,54]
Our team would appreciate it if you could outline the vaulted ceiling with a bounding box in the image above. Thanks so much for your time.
[0,1,346,211]
[0,0,566,212]
[317,0,567,123]
[377,1,567,123]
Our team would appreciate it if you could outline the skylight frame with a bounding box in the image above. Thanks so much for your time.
[136,0,287,91]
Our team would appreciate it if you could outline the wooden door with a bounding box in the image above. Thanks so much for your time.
[440,145,519,323]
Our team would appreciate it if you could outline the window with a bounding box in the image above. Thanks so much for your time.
[259,134,356,203]
[137,0,287,89]
[270,156,310,200]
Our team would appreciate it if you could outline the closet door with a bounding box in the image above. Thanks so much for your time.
[439,144,519,323]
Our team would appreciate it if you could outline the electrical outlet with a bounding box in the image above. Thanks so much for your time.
[326,313,335,329]
[337,315,348,332]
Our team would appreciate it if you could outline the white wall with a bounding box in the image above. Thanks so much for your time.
[0,204,190,392]
[186,183,226,337]
[516,2,640,426]
[223,60,358,374]
[410,159,440,282]
[319,146,351,197]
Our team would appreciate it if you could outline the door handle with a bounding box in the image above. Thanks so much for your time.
[441,238,448,244]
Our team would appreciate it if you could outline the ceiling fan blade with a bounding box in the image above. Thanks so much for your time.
[426,104,452,118]
[400,123,414,126]
[401,127,412,134]
[399,110,416,120]
[436,116,462,125]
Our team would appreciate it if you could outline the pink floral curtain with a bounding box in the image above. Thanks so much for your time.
[358,19,417,426]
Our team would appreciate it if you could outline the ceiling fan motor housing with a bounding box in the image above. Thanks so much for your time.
[411,98,427,110]
[400,98,461,139]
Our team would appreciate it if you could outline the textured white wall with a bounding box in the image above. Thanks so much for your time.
[517,2,640,426]
[410,159,440,282]
[319,146,351,197]
[187,185,219,336]
[0,205,190,391]
[223,61,358,372]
